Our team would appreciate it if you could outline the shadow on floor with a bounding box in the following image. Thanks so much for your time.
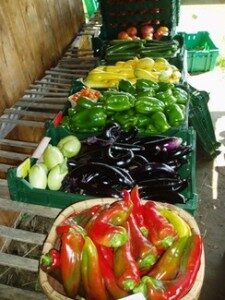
[195,111,225,300]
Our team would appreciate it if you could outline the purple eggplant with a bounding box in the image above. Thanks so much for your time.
[139,191,186,204]
[105,146,134,167]
[130,162,178,181]
[138,178,188,192]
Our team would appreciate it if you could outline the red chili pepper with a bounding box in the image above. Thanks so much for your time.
[148,236,189,280]
[113,222,141,291]
[56,223,86,237]
[143,202,177,251]
[88,221,128,248]
[98,246,129,299]
[68,204,102,227]
[98,245,114,269]
[60,228,84,298]
[128,213,159,273]
[85,204,110,232]
[134,234,203,300]
[40,248,61,282]
[81,236,108,300]
[95,199,133,226]
[130,186,148,237]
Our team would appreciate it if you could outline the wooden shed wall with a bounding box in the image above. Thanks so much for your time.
[0,0,85,115]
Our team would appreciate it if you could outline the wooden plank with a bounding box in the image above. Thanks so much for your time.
[0,225,46,245]
[0,119,44,128]
[4,109,55,119]
[0,150,28,161]
[54,67,89,73]
[35,80,71,87]
[0,253,38,272]
[0,164,14,172]
[0,284,46,300]
[44,76,73,83]
[29,84,69,92]
[16,98,67,104]
[24,90,68,96]
[0,198,60,218]
[15,102,64,110]
[45,70,84,78]
[0,179,8,186]
[0,139,37,148]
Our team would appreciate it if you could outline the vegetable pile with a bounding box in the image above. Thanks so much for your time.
[104,39,180,63]
[61,123,192,203]
[84,57,181,89]
[62,79,188,135]
[40,188,203,300]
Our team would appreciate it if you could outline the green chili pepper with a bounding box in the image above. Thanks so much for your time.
[172,87,189,105]
[136,79,159,92]
[165,103,185,127]
[151,111,170,133]
[135,97,165,115]
[71,107,107,131]
[118,79,136,94]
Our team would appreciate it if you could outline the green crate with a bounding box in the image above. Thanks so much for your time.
[98,0,177,39]
[182,31,219,73]
[82,0,98,19]
[188,87,221,158]
[7,124,197,214]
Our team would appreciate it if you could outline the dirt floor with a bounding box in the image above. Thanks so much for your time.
[179,2,225,299]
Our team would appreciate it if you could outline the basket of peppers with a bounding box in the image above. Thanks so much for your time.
[39,186,204,300]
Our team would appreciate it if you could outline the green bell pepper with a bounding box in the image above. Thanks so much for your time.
[156,92,177,107]
[144,124,159,135]
[76,97,96,109]
[172,87,189,105]
[113,109,138,131]
[61,116,71,131]
[135,97,165,115]
[136,79,159,92]
[118,79,136,94]
[157,82,174,92]
[150,111,170,133]
[136,114,151,129]
[104,94,134,112]
[165,103,185,127]
[70,107,107,132]
[137,90,155,98]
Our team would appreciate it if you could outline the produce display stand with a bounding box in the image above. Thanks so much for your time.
[0,2,212,298]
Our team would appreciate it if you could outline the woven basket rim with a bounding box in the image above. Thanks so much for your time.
[39,198,205,300]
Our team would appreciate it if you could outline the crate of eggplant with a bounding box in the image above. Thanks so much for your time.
[7,121,197,214]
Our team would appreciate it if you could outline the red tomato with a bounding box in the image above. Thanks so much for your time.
[126,26,138,37]
[141,25,154,38]
[118,31,130,39]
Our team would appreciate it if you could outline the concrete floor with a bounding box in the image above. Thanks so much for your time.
[178,3,225,300]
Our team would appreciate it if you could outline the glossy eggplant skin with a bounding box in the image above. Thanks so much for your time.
[139,191,186,204]
[62,123,192,205]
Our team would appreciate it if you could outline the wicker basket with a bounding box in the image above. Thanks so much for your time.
[39,198,205,300]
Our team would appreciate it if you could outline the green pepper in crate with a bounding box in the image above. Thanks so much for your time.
[137,90,155,98]
[113,109,138,131]
[144,124,159,135]
[136,114,151,129]
[105,93,135,112]
[76,96,96,109]
[172,87,189,105]
[136,79,159,92]
[151,111,170,133]
[70,107,107,132]
[165,104,185,127]
[118,79,136,94]
[155,90,177,107]
[135,97,165,115]
[157,82,175,92]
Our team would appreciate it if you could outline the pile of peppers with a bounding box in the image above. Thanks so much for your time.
[40,187,203,300]
[62,79,189,135]
[61,123,192,204]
